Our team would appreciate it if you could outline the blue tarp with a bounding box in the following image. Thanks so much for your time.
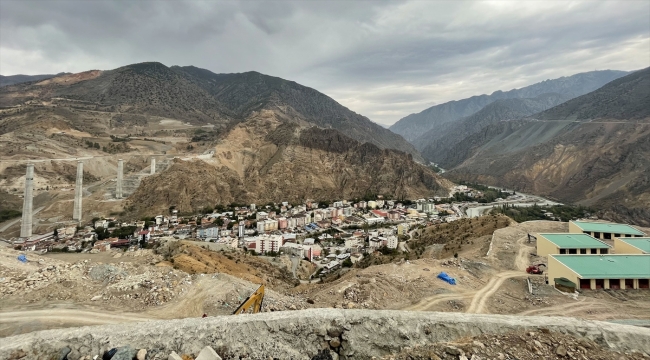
[437,272,456,285]
[17,254,27,263]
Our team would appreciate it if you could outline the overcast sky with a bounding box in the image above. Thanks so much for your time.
[1,1,648,126]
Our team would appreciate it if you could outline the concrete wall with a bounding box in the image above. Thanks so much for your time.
[568,221,581,234]
[536,234,558,257]
[615,238,645,254]
[548,255,581,287]
[1,310,649,360]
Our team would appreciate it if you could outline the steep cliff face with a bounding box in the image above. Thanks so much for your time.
[126,114,451,215]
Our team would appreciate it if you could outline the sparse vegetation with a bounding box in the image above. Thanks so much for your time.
[490,204,594,222]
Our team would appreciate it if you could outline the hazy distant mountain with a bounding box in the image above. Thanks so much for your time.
[389,70,630,142]
[444,67,650,226]
[416,93,572,165]
[0,73,70,87]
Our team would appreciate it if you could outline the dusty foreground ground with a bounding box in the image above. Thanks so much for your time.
[1,220,650,340]
[0,246,311,337]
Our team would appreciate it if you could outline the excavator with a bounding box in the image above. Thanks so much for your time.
[526,263,546,275]
[232,285,265,315]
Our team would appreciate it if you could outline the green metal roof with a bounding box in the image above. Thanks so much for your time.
[572,221,645,236]
[540,233,610,249]
[618,238,650,253]
[551,255,650,279]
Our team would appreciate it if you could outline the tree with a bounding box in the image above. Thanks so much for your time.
[342,258,353,268]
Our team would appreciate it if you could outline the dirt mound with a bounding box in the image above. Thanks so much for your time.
[160,241,298,289]
[412,215,512,258]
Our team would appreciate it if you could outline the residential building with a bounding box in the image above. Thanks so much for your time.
[256,211,268,221]
[548,254,650,290]
[198,226,220,239]
[397,223,409,236]
[254,234,282,254]
[569,220,645,240]
[536,233,611,256]
[386,235,398,249]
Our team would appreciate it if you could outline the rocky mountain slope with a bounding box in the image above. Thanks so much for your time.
[390,70,629,142]
[0,73,70,87]
[125,113,451,215]
[444,67,650,225]
[415,93,572,163]
[0,62,420,159]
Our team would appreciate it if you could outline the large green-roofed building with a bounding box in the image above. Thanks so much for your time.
[615,237,650,254]
[569,220,645,240]
[537,233,610,256]
[548,254,650,290]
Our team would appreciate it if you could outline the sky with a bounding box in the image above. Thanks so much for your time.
[1,1,648,126]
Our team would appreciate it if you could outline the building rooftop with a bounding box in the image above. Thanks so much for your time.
[540,233,610,249]
[618,238,650,254]
[571,221,645,236]
[551,254,650,279]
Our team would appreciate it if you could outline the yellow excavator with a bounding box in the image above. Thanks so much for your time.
[232,285,265,315]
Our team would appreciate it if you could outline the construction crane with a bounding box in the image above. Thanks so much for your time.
[233,285,265,315]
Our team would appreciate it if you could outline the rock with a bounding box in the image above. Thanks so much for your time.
[111,346,135,360]
[311,349,333,360]
[59,346,71,360]
[327,328,343,338]
[444,345,462,356]
[472,340,485,349]
[534,340,543,348]
[168,352,183,360]
[556,345,567,357]
[8,349,27,359]
[91,295,102,301]
[136,349,147,360]
[329,338,341,348]
[195,346,222,360]
[460,355,469,360]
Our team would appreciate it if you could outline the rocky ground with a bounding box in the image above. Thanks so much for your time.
[387,330,648,360]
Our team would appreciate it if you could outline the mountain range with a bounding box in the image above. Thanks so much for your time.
[0,63,445,221]
[389,70,629,143]
[442,68,650,225]
[0,62,420,160]
[0,73,71,87]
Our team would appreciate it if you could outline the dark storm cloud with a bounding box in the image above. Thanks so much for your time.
[1,0,648,125]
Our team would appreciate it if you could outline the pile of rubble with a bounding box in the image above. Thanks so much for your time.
[0,251,193,309]
[386,330,648,360]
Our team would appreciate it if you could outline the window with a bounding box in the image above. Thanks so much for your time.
[614,234,620,238]
[604,233,612,240]
[580,249,587,254]
[594,232,601,239]
[568,249,577,254]
[601,249,608,254]
[590,248,598,254]
[559,249,567,254]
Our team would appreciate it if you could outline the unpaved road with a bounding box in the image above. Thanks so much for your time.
[465,271,526,314]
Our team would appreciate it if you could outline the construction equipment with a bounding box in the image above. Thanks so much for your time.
[233,285,265,315]
[526,263,546,275]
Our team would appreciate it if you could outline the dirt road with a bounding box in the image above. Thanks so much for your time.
[465,271,526,314]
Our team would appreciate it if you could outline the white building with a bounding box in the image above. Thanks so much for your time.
[387,235,398,249]
[255,234,282,254]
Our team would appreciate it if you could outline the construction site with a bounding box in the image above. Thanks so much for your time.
[1,217,650,359]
